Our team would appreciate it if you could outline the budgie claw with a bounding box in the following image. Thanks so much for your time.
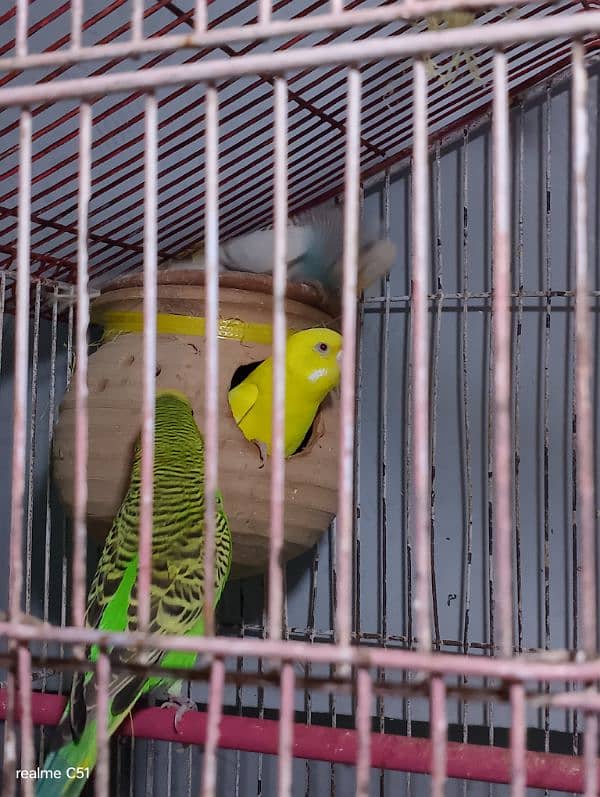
[159,696,198,732]
[253,440,268,469]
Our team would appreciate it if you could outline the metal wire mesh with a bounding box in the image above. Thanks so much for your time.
[1,1,600,796]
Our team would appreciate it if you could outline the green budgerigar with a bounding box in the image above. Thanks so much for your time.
[37,390,232,797]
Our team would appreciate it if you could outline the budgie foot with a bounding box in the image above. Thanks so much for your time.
[160,695,198,733]
[253,440,268,469]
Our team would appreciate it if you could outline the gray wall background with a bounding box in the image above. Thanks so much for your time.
[1,63,599,797]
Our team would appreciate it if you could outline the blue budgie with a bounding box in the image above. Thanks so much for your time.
[161,202,396,297]
[52,203,395,312]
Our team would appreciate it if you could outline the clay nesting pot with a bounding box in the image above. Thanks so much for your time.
[52,271,340,579]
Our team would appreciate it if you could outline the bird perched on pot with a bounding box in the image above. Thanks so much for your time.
[421,11,482,84]
[414,7,519,86]
[228,327,342,463]
[161,202,396,299]
[37,390,232,797]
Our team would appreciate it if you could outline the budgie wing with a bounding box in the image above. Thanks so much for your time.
[355,239,397,294]
[228,380,259,425]
[219,226,310,273]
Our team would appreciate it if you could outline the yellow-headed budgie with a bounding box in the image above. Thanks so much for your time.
[228,328,342,460]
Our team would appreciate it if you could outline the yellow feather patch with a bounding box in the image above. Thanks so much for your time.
[228,381,259,425]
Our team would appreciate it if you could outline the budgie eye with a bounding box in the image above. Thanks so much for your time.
[315,342,329,354]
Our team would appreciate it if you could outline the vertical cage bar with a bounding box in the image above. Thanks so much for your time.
[541,88,552,753]
[376,170,391,796]
[430,142,443,650]
[42,286,58,663]
[95,652,111,797]
[278,662,295,797]
[328,523,338,795]
[138,92,158,632]
[16,0,27,56]
[258,0,272,24]
[72,102,91,629]
[24,281,41,616]
[71,0,83,48]
[571,305,579,757]
[3,671,16,797]
[353,241,363,690]
[336,66,361,659]
[146,737,156,796]
[5,113,32,794]
[17,645,34,797]
[131,0,144,41]
[234,584,245,797]
[572,40,597,657]
[0,269,7,791]
[195,0,207,32]
[510,682,526,797]
[256,599,266,797]
[584,713,598,797]
[492,49,513,658]
[203,84,220,638]
[411,57,431,652]
[430,675,447,797]
[9,107,32,622]
[485,212,496,760]
[303,546,321,796]
[460,128,473,750]
[404,170,414,797]
[58,294,75,693]
[200,657,225,797]
[58,294,75,698]
[513,105,524,657]
[355,667,372,797]
[268,75,288,641]
[0,271,5,376]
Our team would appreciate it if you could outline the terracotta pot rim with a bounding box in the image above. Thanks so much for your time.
[100,270,340,317]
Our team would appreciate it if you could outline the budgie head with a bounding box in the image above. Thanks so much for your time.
[132,390,197,459]
[155,389,193,409]
[286,328,342,398]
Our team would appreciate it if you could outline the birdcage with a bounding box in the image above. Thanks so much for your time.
[1,1,600,795]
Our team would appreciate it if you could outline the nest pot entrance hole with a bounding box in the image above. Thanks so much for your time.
[229,361,314,455]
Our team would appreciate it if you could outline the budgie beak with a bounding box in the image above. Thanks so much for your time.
[336,350,342,365]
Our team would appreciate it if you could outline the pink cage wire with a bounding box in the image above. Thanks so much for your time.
[2,0,600,795]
